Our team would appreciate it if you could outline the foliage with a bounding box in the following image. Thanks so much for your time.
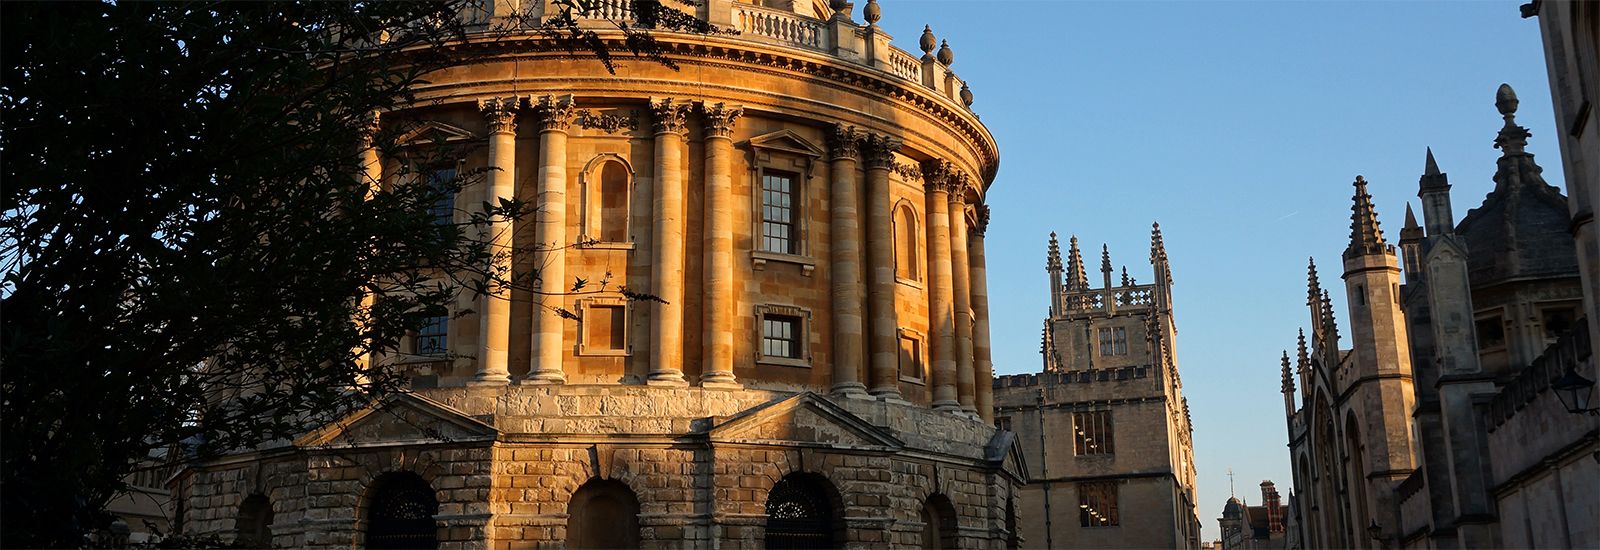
[0,0,710,546]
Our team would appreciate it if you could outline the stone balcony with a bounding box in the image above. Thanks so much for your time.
[454,0,977,112]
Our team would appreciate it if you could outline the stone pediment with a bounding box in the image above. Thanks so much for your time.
[701,392,903,451]
[395,121,477,146]
[985,429,1029,482]
[745,129,825,159]
[295,392,497,448]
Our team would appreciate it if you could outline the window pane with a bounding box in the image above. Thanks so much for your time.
[762,314,801,359]
[761,173,796,254]
[417,315,449,356]
[427,168,456,226]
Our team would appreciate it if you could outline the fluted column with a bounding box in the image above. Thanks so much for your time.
[923,160,960,412]
[648,98,691,386]
[948,177,975,413]
[970,205,995,422]
[862,135,903,399]
[472,98,520,385]
[525,95,574,384]
[828,125,868,398]
[700,102,742,389]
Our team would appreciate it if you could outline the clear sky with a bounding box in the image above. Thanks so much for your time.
[876,0,1563,543]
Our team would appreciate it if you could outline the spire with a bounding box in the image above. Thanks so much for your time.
[1047,232,1063,272]
[1307,257,1324,335]
[1121,266,1130,287]
[1150,222,1168,264]
[1101,244,1116,313]
[1321,289,1339,352]
[1295,329,1310,374]
[1101,244,1113,277]
[1424,147,1441,176]
[1345,175,1390,259]
[1400,202,1423,244]
[1066,236,1088,291]
[1494,83,1531,156]
[1417,147,1454,235]
[1280,351,1294,395]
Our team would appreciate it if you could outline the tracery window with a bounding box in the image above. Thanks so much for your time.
[1078,480,1119,527]
[1074,410,1114,455]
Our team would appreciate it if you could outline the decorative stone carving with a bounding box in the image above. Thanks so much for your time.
[531,94,576,132]
[920,25,936,56]
[574,109,638,134]
[650,98,691,136]
[700,102,744,139]
[972,204,990,237]
[937,39,954,66]
[480,97,519,135]
[861,133,901,169]
[862,0,880,25]
[920,159,955,192]
[827,124,860,161]
[960,82,974,107]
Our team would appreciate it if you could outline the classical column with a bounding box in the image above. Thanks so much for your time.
[525,95,574,384]
[970,205,995,422]
[648,98,691,386]
[923,160,960,412]
[700,102,742,389]
[471,98,520,385]
[357,112,383,376]
[828,124,868,398]
[862,134,903,399]
[947,176,975,413]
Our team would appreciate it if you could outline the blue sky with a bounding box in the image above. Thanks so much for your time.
[877,0,1563,542]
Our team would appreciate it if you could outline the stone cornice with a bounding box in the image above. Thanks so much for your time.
[393,31,998,186]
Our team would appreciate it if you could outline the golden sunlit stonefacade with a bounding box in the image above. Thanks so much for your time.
[173,1,1023,548]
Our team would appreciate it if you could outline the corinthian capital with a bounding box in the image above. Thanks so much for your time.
[861,133,902,169]
[972,204,991,237]
[479,97,519,135]
[920,159,954,193]
[530,94,576,132]
[700,102,743,139]
[946,170,972,204]
[827,124,861,161]
[650,98,691,136]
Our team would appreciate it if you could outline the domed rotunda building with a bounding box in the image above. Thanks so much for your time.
[175,1,1019,548]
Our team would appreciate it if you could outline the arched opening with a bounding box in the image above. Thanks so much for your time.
[894,202,920,281]
[365,471,439,550]
[920,493,958,549]
[764,472,842,550]
[566,478,641,549]
[1344,414,1369,547]
[1005,495,1020,550]
[235,494,273,547]
[597,160,629,243]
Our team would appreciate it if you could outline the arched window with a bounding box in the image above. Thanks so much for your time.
[894,202,920,281]
[764,473,841,550]
[581,155,633,245]
[566,479,641,549]
[236,494,273,547]
[1344,414,1369,540]
[920,493,958,549]
[365,472,439,550]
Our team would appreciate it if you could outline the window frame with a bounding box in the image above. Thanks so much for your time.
[424,165,459,227]
[759,169,801,256]
[578,153,636,249]
[755,304,813,368]
[1077,480,1120,527]
[414,314,450,358]
[1097,327,1128,357]
[576,296,632,356]
[744,130,822,274]
[1073,409,1115,456]
[897,327,927,383]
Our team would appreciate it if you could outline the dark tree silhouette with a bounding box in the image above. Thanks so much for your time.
[0,1,717,546]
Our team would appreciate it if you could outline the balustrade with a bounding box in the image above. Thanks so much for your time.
[887,48,921,81]
[734,3,826,50]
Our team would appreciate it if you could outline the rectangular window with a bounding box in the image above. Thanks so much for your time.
[416,315,448,357]
[899,333,924,380]
[763,315,801,359]
[995,416,1012,432]
[426,167,457,225]
[761,172,797,254]
[587,305,626,351]
[1079,480,1120,527]
[1476,315,1506,350]
[1541,306,1576,341]
[1074,410,1114,455]
[1098,327,1128,356]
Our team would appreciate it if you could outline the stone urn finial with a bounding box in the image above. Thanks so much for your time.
[920,25,936,54]
[1495,83,1519,116]
[829,0,852,21]
[960,82,973,107]
[863,0,880,25]
[937,39,954,65]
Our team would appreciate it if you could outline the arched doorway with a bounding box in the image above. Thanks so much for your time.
[566,478,641,549]
[764,472,842,550]
[365,471,439,550]
[235,493,272,547]
[920,493,958,549]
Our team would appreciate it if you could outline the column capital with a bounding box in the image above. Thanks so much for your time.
[699,102,743,139]
[971,204,991,237]
[479,97,519,135]
[945,171,973,204]
[360,110,383,144]
[861,133,902,169]
[529,94,576,132]
[828,124,861,161]
[650,97,692,136]
[920,159,955,193]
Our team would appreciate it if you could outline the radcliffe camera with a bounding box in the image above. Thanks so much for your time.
[3,1,1597,549]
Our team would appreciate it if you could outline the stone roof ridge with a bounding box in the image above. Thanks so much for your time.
[293,391,499,448]
[1344,175,1390,259]
[696,391,905,449]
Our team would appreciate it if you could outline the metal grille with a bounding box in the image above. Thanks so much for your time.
[761,172,796,254]
[366,475,439,550]
[764,476,836,549]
